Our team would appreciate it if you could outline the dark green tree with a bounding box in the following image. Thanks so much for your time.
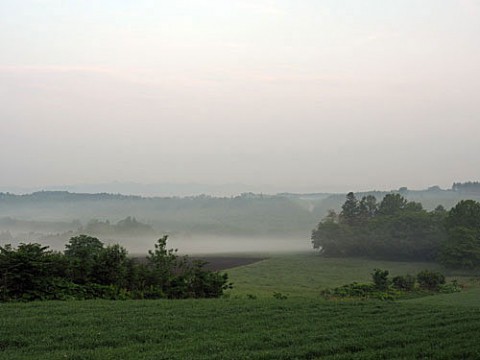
[64,235,104,284]
[405,201,423,212]
[144,235,231,299]
[312,193,446,261]
[93,244,130,287]
[0,235,231,302]
[311,214,352,256]
[433,204,447,215]
[359,195,377,222]
[340,192,360,226]
[440,227,480,269]
[445,200,480,231]
[147,235,181,291]
[0,243,67,301]
[377,193,407,216]
[185,260,232,298]
[368,209,445,260]
[440,200,480,269]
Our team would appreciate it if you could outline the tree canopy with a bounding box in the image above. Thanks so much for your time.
[312,194,480,268]
[0,236,231,302]
[439,200,480,269]
[312,193,446,261]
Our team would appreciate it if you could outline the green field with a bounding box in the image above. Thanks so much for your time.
[226,252,449,298]
[1,252,480,359]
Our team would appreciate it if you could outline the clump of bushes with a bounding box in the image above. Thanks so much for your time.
[416,270,445,291]
[372,268,390,291]
[321,268,460,301]
[392,274,416,291]
[0,235,232,302]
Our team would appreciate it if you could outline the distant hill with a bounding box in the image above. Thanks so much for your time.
[0,182,278,197]
[1,183,479,250]
[0,191,319,239]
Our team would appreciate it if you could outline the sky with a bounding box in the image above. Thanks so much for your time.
[1,0,479,193]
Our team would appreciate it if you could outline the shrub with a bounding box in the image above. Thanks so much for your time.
[417,270,446,291]
[438,280,462,294]
[392,274,416,291]
[371,268,390,291]
[320,268,457,301]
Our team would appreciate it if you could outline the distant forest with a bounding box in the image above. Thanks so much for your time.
[0,182,479,250]
[451,181,480,193]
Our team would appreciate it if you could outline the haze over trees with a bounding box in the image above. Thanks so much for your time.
[81,217,156,237]
[451,182,480,194]
[0,191,320,241]
[1,182,480,256]
[1,183,480,242]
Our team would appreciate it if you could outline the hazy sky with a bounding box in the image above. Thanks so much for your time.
[1,0,479,193]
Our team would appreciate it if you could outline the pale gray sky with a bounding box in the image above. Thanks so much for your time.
[1,0,479,193]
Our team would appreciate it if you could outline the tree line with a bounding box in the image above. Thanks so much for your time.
[0,235,231,302]
[0,191,318,238]
[452,181,480,193]
[311,193,480,269]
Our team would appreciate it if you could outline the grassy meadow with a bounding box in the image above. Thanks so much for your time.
[1,251,480,359]
[226,252,448,298]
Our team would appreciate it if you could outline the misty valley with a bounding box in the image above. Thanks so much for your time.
[1,184,480,253]
[3,1,480,357]
[1,182,480,359]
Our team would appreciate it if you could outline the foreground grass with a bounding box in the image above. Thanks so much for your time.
[1,298,480,360]
[405,286,480,307]
[2,253,479,359]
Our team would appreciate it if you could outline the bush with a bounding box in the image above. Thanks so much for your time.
[392,274,416,291]
[438,280,462,294]
[185,260,232,299]
[417,270,446,291]
[371,269,390,291]
[320,269,455,301]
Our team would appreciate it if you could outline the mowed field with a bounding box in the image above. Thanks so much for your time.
[1,252,480,359]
